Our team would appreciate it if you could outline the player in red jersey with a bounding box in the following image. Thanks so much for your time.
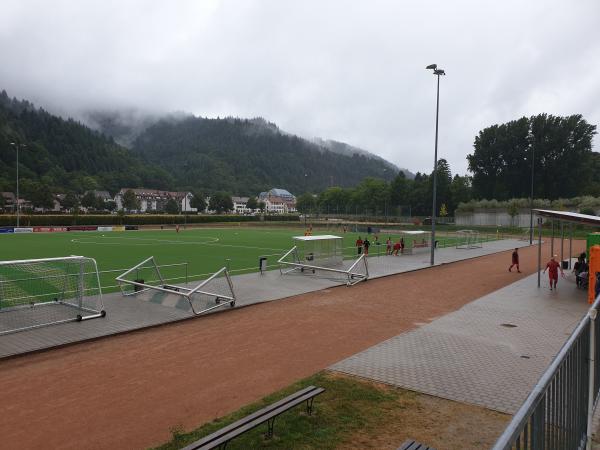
[508,248,521,273]
[543,255,564,290]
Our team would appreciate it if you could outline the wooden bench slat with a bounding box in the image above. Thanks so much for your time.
[398,439,436,450]
[182,386,324,450]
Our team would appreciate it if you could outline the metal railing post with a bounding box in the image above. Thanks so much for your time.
[587,307,597,450]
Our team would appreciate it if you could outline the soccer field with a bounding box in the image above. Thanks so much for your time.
[0,227,497,292]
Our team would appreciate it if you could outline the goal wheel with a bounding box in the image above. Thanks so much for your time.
[230,301,235,308]
[215,297,221,304]
[100,310,107,318]
[76,314,83,322]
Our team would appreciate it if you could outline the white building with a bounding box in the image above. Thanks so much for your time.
[258,188,296,214]
[232,196,254,214]
[115,188,196,213]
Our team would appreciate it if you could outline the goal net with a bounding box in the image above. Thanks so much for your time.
[0,256,105,335]
[116,256,236,315]
[278,235,368,285]
[456,230,483,249]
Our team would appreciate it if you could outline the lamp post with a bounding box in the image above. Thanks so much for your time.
[10,142,26,228]
[529,143,535,244]
[425,64,445,266]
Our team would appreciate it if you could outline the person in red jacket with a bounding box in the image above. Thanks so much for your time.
[543,255,564,291]
[355,236,363,255]
[508,248,521,273]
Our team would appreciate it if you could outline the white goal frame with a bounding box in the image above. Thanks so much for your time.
[116,256,236,315]
[278,246,369,286]
[0,255,105,335]
[456,230,483,249]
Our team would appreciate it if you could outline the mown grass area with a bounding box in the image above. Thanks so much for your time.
[154,371,509,450]
[153,372,409,450]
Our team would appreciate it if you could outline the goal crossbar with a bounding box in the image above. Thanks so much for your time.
[278,246,369,286]
[116,256,236,315]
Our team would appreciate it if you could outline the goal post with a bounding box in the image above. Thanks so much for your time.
[456,230,483,249]
[116,256,236,315]
[0,256,105,335]
[278,235,368,285]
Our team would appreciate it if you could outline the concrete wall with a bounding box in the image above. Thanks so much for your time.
[455,209,535,227]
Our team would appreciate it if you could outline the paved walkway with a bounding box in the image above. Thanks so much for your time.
[330,272,589,414]
[0,239,529,358]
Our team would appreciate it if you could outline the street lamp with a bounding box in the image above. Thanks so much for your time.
[425,64,445,266]
[529,145,535,244]
[9,142,26,228]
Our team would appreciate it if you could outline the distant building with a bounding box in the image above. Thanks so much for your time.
[1,192,15,212]
[258,188,296,214]
[114,188,196,213]
[232,196,253,214]
[89,190,112,202]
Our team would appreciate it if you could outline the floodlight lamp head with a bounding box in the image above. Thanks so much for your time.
[426,64,437,70]
[434,69,446,76]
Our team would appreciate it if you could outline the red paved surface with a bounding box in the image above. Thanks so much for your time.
[0,241,584,449]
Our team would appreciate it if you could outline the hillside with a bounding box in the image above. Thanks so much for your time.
[0,90,402,197]
[0,90,173,195]
[131,116,397,194]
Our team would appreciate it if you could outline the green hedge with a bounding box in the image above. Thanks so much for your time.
[0,214,300,227]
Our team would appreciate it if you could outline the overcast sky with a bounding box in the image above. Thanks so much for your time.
[1,0,599,175]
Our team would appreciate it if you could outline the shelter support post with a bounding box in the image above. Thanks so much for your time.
[537,217,542,288]
[561,222,564,262]
[551,220,554,256]
[569,223,573,269]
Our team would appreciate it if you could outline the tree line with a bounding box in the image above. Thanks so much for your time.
[295,158,472,217]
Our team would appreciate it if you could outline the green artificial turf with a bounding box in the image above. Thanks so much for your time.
[0,227,498,292]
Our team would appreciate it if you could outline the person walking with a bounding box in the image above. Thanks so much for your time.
[508,248,521,273]
[386,237,392,255]
[355,236,363,255]
[543,255,564,291]
[363,237,371,256]
[400,237,405,254]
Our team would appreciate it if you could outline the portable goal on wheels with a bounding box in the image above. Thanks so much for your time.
[0,256,105,335]
[278,235,368,286]
[116,256,236,315]
[456,230,483,249]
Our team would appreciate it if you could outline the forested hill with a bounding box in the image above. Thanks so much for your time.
[0,90,173,194]
[131,116,398,194]
[0,89,401,196]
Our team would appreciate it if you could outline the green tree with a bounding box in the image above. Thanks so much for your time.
[246,196,258,210]
[507,200,519,227]
[165,198,180,215]
[439,203,448,217]
[61,192,79,212]
[209,192,233,213]
[0,193,5,211]
[26,182,55,210]
[450,175,472,213]
[468,114,597,200]
[105,200,117,212]
[296,193,317,214]
[258,201,266,213]
[190,192,207,212]
[122,189,140,212]
[81,191,97,209]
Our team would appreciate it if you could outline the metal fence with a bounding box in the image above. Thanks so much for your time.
[492,296,600,450]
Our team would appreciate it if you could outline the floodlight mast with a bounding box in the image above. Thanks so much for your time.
[425,64,446,266]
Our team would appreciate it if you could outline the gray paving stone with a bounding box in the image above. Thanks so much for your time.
[330,273,589,414]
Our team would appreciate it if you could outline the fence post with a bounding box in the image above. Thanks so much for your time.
[587,307,597,450]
